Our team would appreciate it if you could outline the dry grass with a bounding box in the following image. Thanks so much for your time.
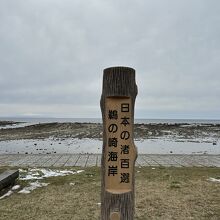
[0,167,220,220]
[135,167,220,220]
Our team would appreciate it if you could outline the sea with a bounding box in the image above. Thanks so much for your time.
[1,117,220,124]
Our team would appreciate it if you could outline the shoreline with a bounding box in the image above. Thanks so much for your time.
[0,121,219,155]
[0,121,219,141]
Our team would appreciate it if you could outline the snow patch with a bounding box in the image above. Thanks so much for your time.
[16,168,85,195]
[12,185,21,190]
[0,190,13,200]
[19,168,84,180]
[208,177,220,183]
[18,181,49,194]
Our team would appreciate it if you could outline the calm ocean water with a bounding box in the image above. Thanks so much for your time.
[1,117,220,124]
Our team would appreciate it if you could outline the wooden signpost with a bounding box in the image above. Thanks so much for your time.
[100,67,138,220]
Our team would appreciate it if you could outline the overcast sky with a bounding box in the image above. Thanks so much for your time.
[0,0,220,119]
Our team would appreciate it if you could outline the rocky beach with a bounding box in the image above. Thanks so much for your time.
[0,120,219,155]
[1,120,220,141]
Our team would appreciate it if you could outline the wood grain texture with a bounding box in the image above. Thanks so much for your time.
[100,67,138,220]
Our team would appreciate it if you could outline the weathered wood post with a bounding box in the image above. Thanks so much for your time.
[100,66,138,220]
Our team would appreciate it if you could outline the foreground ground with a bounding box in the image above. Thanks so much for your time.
[0,167,220,220]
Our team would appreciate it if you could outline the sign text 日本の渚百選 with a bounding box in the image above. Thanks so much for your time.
[105,98,135,193]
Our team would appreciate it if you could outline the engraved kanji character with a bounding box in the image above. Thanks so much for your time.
[120,173,130,183]
[108,110,118,120]
[121,159,129,168]
[121,145,130,154]
[121,117,130,126]
[108,166,118,176]
[121,103,129,112]
[108,152,118,161]
[108,138,118,147]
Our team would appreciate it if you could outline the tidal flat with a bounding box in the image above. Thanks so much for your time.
[0,121,219,154]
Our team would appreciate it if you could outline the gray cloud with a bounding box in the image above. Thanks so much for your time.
[0,0,220,118]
